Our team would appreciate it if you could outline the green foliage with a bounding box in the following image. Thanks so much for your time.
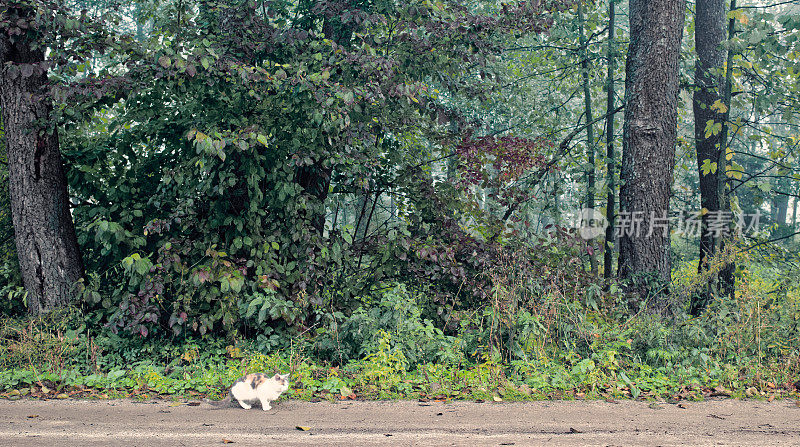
[313,284,459,365]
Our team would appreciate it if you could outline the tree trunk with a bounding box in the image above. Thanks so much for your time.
[618,0,685,312]
[578,4,597,275]
[772,196,789,225]
[603,0,617,280]
[1,5,86,316]
[690,0,727,315]
[715,0,738,301]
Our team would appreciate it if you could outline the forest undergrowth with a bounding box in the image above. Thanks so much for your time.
[2,251,798,403]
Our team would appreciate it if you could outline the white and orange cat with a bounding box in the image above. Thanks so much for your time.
[207,373,290,410]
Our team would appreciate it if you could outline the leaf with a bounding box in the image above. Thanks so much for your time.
[220,277,230,293]
[122,256,134,271]
[258,301,268,323]
[135,258,150,276]
[222,439,235,444]
[229,276,243,294]
[710,100,728,114]
[257,134,269,146]
[295,426,311,431]
[201,57,211,69]
[704,120,722,138]
[158,55,171,68]
[700,159,717,175]
[245,296,262,318]
[728,161,744,180]
[728,9,748,25]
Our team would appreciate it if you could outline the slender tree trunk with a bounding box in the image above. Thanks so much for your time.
[772,196,788,225]
[618,0,685,312]
[1,5,86,316]
[603,0,617,280]
[578,4,597,275]
[715,0,737,300]
[690,0,726,314]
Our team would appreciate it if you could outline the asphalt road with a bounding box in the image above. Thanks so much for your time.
[1,398,798,446]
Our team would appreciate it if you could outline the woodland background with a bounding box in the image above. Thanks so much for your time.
[0,0,799,401]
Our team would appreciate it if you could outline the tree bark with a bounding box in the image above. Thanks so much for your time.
[690,0,727,315]
[1,4,86,316]
[603,0,617,280]
[618,0,685,312]
[772,196,788,225]
[715,0,737,301]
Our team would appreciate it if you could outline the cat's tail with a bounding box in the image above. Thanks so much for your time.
[203,394,232,409]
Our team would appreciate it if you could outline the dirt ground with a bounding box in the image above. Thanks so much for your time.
[0,398,798,446]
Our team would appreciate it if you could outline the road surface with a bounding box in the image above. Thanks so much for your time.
[0,398,798,446]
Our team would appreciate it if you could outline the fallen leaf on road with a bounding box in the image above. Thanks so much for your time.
[296,426,311,431]
[27,415,39,418]
[569,427,582,433]
[493,396,502,402]
[188,402,200,406]
[222,438,234,443]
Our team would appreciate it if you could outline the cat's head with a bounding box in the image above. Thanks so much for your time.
[273,373,290,391]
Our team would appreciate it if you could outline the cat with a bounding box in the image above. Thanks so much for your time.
[206,373,290,411]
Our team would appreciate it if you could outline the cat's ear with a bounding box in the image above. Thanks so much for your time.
[273,374,281,380]
[281,373,290,380]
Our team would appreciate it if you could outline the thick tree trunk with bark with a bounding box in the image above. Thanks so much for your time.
[690,0,727,315]
[1,6,85,316]
[618,0,685,312]
[693,0,726,269]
